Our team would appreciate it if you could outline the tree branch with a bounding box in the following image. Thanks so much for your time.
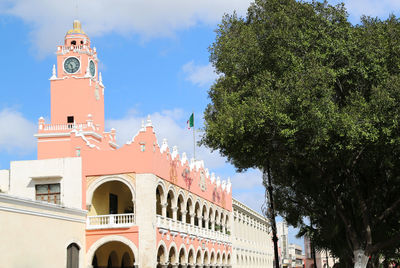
[367,232,400,255]
[329,188,359,250]
[378,196,400,221]
[346,147,372,249]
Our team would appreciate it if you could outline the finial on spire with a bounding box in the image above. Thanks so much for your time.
[160,138,169,153]
[181,152,188,165]
[73,20,81,31]
[146,115,152,127]
[74,0,79,21]
[66,19,86,35]
[99,72,104,87]
[50,65,57,80]
[171,146,179,160]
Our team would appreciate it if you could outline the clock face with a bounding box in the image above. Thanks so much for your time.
[89,60,96,77]
[64,57,80,74]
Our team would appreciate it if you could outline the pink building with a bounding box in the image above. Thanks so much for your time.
[35,20,233,268]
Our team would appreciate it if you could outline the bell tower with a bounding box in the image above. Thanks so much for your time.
[50,20,104,130]
[36,20,117,159]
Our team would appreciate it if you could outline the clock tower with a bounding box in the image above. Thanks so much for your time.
[36,20,116,159]
[51,20,104,129]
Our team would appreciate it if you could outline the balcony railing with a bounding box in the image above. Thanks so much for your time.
[86,213,135,230]
[156,215,231,244]
[42,123,89,131]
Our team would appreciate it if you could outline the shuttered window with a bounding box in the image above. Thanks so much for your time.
[35,183,60,204]
[67,243,79,268]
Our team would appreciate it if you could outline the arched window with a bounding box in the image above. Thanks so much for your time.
[92,255,98,268]
[67,243,80,268]
[71,40,76,46]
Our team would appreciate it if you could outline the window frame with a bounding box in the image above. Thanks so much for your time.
[67,243,80,268]
[35,183,61,205]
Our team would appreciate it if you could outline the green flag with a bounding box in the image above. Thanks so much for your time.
[187,113,194,129]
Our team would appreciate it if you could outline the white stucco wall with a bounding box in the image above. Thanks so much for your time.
[8,157,82,210]
[232,199,274,267]
[0,169,9,193]
[0,194,86,268]
[136,173,158,268]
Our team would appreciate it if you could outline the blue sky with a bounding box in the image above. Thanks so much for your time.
[0,0,399,248]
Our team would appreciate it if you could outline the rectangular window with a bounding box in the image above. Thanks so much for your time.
[67,116,74,129]
[35,183,60,204]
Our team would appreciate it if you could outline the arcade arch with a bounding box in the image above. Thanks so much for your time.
[87,236,137,268]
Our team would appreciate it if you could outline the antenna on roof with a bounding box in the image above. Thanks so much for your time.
[74,0,79,20]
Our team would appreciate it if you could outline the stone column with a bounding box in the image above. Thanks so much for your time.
[172,206,178,220]
[190,212,195,225]
[162,202,168,217]
[210,220,215,231]
[204,217,209,229]
[197,215,203,228]
[181,209,187,222]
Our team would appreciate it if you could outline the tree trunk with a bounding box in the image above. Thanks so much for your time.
[354,250,369,268]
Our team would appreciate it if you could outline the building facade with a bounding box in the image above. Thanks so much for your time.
[232,199,274,267]
[0,20,275,268]
[277,221,290,267]
[0,158,86,268]
[288,244,304,268]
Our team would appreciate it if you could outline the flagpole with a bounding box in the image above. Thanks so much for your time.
[193,111,196,160]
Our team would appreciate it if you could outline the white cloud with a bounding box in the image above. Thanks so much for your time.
[231,169,263,190]
[326,0,400,22]
[0,0,252,57]
[182,61,218,87]
[231,169,265,214]
[0,108,36,154]
[233,191,266,214]
[106,108,227,170]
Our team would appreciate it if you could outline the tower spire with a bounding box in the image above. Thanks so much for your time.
[74,0,79,20]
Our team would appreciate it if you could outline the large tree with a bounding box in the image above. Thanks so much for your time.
[201,0,400,266]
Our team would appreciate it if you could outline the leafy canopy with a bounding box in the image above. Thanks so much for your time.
[202,0,400,262]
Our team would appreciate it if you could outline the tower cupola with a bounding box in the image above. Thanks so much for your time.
[65,20,90,47]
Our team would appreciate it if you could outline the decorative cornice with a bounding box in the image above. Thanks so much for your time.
[0,193,87,218]
[34,132,71,138]
[233,198,268,223]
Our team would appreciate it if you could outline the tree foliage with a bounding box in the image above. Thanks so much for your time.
[202,0,400,264]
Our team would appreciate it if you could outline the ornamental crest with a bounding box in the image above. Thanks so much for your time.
[212,187,220,203]
[169,159,178,184]
[182,167,193,189]
[199,170,207,192]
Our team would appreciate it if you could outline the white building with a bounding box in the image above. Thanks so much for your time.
[232,199,274,267]
[288,243,304,268]
[277,221,290,266]
[0,158,86,268]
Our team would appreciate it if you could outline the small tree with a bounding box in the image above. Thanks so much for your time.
[202,0,400,266]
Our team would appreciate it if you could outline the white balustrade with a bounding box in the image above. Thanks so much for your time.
[156,215,231,244]
[42,123,89,131]
[87,213,135,230]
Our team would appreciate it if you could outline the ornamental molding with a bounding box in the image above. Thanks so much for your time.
[0,194,86,219]
[34,132,71,138]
